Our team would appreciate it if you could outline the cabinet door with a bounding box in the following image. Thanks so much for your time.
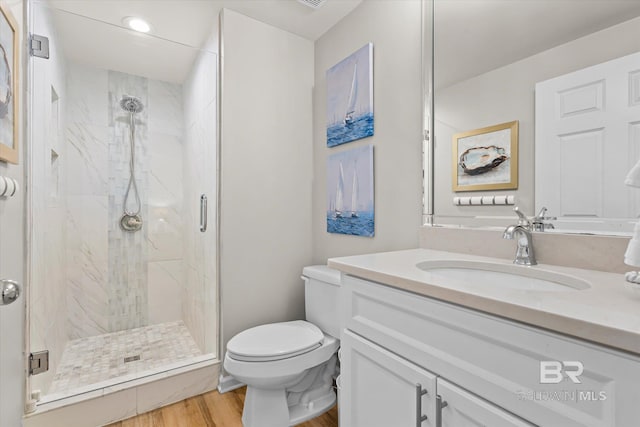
[340,330,437,427]
[438,378,535,427]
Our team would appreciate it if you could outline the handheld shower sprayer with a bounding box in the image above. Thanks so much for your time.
[119,95,144,232]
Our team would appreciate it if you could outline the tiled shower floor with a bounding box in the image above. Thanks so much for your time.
[48,321,203,395]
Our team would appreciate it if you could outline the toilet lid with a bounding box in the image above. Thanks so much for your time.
[227,320,324,362]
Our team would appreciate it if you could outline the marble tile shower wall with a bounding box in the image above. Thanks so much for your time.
[66,62,185,339]
[107,72,150,331]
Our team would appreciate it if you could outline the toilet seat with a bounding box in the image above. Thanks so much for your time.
[227,320,324,362]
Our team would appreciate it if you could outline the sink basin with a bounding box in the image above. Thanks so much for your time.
[416,260,591,292]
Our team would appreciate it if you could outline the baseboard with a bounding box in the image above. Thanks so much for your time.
[217,373,244,394]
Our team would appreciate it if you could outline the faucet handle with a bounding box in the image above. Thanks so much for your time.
[513,207,531,228]
[535,207,548,219]
[534,206,557,221]
[532,206,556,231]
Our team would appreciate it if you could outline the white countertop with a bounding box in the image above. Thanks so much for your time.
[328,248,640,355]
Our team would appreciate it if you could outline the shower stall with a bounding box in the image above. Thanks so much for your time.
[26,0,219,414]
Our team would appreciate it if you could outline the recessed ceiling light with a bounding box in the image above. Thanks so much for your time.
[122,16,151,33]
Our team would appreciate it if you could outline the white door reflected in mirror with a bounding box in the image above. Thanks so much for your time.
[535,51,640,233]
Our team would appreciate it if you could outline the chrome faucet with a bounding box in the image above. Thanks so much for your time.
[503,207,537,265]
[531,207,556,232]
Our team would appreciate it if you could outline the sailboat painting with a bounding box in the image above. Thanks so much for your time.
[326,43,374,147]
[327,145,374,237]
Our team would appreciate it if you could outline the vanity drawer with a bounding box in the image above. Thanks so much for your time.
[342,274,640,427]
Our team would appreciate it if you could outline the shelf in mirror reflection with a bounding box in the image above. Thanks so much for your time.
[453,195,514,206]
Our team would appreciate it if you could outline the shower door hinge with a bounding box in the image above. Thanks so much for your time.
[29,34,50,59]
[29,350,49,376]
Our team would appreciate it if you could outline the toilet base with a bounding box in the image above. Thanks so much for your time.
[289,390,336,426]
[242,387,290,427]
[240,355,338,427]
[241,386,336,427]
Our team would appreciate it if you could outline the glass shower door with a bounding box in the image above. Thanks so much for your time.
[183,49,218,358]
[27,0,218,405]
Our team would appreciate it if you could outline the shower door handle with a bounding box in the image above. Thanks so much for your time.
[200,194,207,232]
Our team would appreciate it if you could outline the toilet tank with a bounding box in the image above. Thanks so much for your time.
[302,265,341,338]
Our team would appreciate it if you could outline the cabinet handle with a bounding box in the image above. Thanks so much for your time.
[415,383,428,426]
[200,194,207,232]
[436,395,449,427]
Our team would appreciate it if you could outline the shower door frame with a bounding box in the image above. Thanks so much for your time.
[23,0,223,416]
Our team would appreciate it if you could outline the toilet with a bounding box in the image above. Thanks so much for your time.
[223,265,341,427]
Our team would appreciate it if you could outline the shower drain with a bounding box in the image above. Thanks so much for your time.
[124,355,141,363]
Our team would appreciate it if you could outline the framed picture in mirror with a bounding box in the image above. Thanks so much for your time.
[0,2,17,164]
[452,120,518,192]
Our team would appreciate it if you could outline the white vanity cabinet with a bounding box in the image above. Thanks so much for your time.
[341,330,437,426]
[340,330,532,427]
[341,331,534,427]
[437,379,534,427]
[339,274,640,427]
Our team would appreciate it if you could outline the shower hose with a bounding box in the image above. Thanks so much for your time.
[123,111,141,216]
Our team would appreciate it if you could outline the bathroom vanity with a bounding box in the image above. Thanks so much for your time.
[329,249,640,427]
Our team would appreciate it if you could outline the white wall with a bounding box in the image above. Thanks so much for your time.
[0,0,25,425]
[312,0,423,263]
[434,15,640,223]
[220,9,314,349]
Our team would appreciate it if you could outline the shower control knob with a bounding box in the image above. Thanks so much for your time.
[120,213,143,232]
[1,279,20,306]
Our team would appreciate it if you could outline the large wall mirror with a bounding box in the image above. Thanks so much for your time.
[425,0,640,235]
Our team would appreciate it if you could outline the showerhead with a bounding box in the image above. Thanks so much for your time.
[120,95,144,114]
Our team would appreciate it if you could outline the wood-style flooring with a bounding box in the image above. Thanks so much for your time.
[106,387,338,427]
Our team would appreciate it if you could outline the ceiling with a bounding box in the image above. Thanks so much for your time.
[40,0,640,86]
[42,0,362,83]
[435,0,640,88]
